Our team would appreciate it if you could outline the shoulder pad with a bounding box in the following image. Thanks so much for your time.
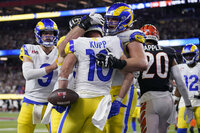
[129,30,146,44]
[19,44,32,61]
[64,40,75,55]
[57,36,66,48]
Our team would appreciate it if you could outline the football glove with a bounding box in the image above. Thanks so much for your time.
[52,105,66,113]
[108,100,127,119]
[78,12,104,30]
[184,105,193,123]
[95,53,127,70]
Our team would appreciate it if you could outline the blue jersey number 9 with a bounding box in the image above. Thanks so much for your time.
[86,49,113,82]
[38,63,53,87]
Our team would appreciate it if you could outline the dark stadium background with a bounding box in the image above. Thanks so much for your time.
[0,1,199,132]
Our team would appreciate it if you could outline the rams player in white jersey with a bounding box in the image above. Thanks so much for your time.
[176,44,200,133]
[17,18,59,133]
[96,2,148,133]
[57,24,134,133]
[41,17,82,133]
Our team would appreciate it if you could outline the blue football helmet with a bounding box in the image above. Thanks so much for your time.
[105,2,134,35]
[181,44,199,65]
[35,19,59,47]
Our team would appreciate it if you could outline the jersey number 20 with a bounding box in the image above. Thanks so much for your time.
[142,52,169,79]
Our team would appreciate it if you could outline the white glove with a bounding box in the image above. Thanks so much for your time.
[184,106,193,123]
[89,12,104,25]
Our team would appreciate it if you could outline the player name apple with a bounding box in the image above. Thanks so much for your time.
[144,45,163,51]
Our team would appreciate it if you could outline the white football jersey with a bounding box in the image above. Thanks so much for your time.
[19,44,58,102]
[112,29,145,86]
[178,63,200,108]
[66,36,123,98]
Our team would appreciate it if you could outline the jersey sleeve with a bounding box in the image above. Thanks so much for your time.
[64,40,75,55]
[19,44,32,61]
[129,30,146,45]
[112,36,124,59]
[56,36,66,48]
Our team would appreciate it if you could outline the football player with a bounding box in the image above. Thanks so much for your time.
[17,19,59,133]
[57,24,133,133]
[41,16,82,133]
[176,44,200,133]
[95,2,148,133]
[137,24,193,133]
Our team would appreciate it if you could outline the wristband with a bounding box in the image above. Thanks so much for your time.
[58,77,68,81]
[186,105,192,108]
[116,96,123,102]
[112,58,127,70]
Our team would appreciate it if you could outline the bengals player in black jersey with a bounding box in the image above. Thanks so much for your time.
[138,24,193,133]
[94,24,194,133]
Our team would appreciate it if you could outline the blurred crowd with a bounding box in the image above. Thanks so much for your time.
[0,65,25,94]
[0,17,199,50]
[0,61,25,112]
[156,18,200,40]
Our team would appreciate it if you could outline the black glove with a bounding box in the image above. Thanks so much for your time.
[95,53,127,70]
[194,94,200,99]
[78,13,104,30]
[78,15,91,30]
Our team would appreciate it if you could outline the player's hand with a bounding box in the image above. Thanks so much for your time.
[95,53,127,70]
[108,100,127,119]
[95,53,113,68]
[51,61,58,70]
[78,13,104,30]
[89,12,104,25]
[52,105,66,113]
[184,106,193,123]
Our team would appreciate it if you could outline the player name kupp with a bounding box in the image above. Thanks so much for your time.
[144,44,163,51]
[89,40,107,49]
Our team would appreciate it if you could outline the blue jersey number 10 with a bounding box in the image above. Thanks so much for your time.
[86,49,113,82]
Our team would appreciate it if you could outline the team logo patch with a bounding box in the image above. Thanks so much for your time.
[32,50,39,54]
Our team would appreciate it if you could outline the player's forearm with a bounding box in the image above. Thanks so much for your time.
[58,26,85,57]
[124,42,148,72]
[58,53,77,88]
[171,65,191,106]
[45,61,58,74]
[123,57,148,72]
[118,72,134,98]
[174,87,181,97]
[22,62,47,80]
